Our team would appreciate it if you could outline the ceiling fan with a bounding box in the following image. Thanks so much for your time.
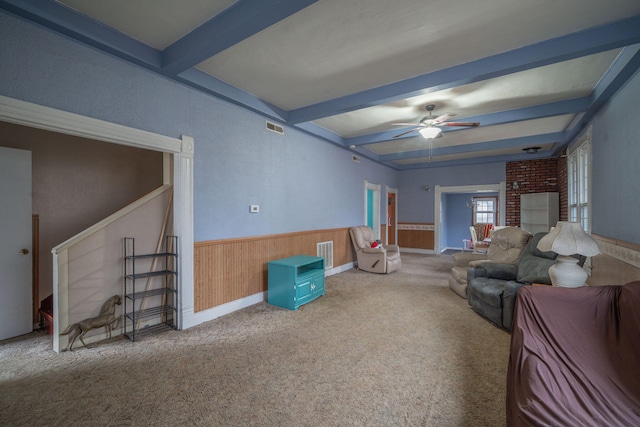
[392,104,480,138]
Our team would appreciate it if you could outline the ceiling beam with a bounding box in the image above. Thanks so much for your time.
[395,150,552,170]
[379,133,564,162]
[345,99,588,147]
[176,68,287,121]
[287,14,640,124]
[558,44,640,152]
[0,0,161,68]
[161,0,320,75]
[293,122,344,146]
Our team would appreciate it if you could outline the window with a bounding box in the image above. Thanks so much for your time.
[568,129,592,232]
[473,197,497,225]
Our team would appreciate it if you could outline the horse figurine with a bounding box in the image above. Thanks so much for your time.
[60,294,122,351]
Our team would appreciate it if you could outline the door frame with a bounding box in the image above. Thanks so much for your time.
[0,95,194,351]
[434,182,506,254]
[386,186,398,245]
[0,146,33,339]
[364,180,381,240]
[32,215,39,325]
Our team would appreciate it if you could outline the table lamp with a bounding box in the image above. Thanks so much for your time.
[536,221,601,287]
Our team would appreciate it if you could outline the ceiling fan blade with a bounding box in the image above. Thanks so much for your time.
[392,122,423,126]
[442,122,480,127]
[393,128,420,138]
[433,113,456,123]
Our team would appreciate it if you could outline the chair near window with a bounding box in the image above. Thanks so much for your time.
[469,223,494,253]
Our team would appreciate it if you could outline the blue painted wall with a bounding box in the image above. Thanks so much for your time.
[3,11,639,247]
[0,12,397,242]
[397,163,506,223]
[590,66,640,244]
[445,194,473,249]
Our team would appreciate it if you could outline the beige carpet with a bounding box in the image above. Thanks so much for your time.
[0,253,510,426]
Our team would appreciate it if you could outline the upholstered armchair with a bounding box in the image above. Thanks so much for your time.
[466,232,558,331]
[349,226,401,274]
[449,227,532,298]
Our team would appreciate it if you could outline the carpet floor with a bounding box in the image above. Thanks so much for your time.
[0,253,510,426]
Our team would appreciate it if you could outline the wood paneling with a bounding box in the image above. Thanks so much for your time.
[397,223,434,250]
[589,234,640,286]
[194,228,354,312]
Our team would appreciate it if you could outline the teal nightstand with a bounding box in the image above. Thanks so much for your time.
[268,255,325,310]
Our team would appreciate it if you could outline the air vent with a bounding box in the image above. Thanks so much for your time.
[352,155,361,163]
[317,241,334,269]
[266,121,284,135]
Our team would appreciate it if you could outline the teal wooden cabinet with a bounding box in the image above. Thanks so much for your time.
[268,255,325,310]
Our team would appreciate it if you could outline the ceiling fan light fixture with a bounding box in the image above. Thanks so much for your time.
[419,127,442,139]
[523,146,541,154]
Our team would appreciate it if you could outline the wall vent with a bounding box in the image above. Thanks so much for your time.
[266,121,284,135]
[352,155,361,163]
[317,241,334,270]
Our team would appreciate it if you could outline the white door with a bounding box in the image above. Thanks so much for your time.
[0,146,33,340]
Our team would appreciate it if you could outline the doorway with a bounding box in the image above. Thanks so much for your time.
[0,94,194,352]
[365,180,381,240]
[0,146,33,340]
[434,183,506,253]
[386,187,398,245]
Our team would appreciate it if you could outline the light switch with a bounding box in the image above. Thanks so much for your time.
[250,205,259,213]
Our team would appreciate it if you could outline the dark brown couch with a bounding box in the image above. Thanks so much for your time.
[507,281,640,426]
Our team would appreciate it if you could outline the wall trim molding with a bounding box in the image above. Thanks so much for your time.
[593,234,640,269]
[183,291,266,330]
[398,223,434,231]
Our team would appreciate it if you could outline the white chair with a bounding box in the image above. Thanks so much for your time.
[469,226,490,253]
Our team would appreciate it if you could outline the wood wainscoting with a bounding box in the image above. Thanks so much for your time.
[398,223,434,251]
[588,234,640,286]
[194,228,354,312]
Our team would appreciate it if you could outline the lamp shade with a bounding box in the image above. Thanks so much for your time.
[537,221,601,257]
[418,127,442,139]
[537,222,601,288]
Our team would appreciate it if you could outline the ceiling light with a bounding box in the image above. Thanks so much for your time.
[419,127,442,139]
[523,146,541,154]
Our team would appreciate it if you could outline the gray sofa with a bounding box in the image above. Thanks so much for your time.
[466,232,558,331]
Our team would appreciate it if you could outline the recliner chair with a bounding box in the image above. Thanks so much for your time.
[449,227,532,298]
[466,232,558,331]
[349,226,401,274]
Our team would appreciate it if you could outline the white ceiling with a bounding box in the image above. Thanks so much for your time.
[5,0,640,169]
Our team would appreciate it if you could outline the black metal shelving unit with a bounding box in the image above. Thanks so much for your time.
[123,236,178,342]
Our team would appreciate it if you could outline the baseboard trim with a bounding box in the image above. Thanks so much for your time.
[182,291,266,329]
[326,262,354,276]
[401,247,435,255]
[183,262,354,329]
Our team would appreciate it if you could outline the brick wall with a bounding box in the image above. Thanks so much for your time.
[505,158,559,226]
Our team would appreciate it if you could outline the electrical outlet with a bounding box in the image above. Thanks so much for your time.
[250,205,259,213]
